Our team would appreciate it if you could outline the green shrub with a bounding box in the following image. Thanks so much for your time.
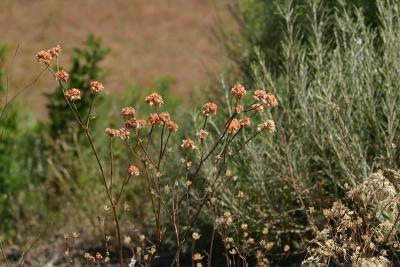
[215,0,400,263]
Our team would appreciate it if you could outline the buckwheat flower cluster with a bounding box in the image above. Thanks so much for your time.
[148,113,161,125]
[202,102,217,116]
[90,81,104,94]
[181,138,197,150]
[121,106,136,118]
[49,45,62,57]
[225,118,241,133]
[36,50,53,65]
[105,128,118,137]
[64,88,81,101]
[240,116,251,127]
[127,165,140,176]
[253,89,278,107]
[55,70,69,83]
[231,83,247,99]
[145,93,164,106]
[36,45,62,66]
[196,129,208,140]
[118,128,130,139]
[166,120,179,132]
[257,120,275,133]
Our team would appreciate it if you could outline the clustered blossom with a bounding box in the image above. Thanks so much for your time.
[231,83,247,99]
[234,104,244,114]
[225,118,241,133]
[64,88,81,101]
[158,112,170,123]
[48,45,62,57]
[252,103,264,112]
[181,138,197,150]
[145,93,164,106]
[253,89,278,107]
[36,45,61,65]
[257,120,275,133]
[202,102,217,116]
[148,113,161,125]
[125,118,146,129]
[36,50,52,65]
[118,128,130,139]
[196,129,208,140]
[90,81,104,94]
[127,165,140,176]
[105,128,118,137]
[240,116,251,127]
[55,70,69,83]
[121,106,136,118]
[166,120,179,132]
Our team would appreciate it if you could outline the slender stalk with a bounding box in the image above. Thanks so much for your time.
[0,240,10,267]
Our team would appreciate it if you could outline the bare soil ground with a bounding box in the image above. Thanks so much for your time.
[0,0,233,119]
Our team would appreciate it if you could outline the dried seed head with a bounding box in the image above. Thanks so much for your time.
[181,138,197,150]
[257,120,275,133]
[128,165,140,176]
[196,129,208,140]
[192,232,201,240]
[105,128,118,137]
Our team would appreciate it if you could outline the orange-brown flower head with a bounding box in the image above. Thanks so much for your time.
[196,129,208,140]
[48,45,62,57]
[158,112,170,123]
[253,89,266,101]
[202,102,218,116]
[240,116,251,127]
[181,138,197,150]
[105,128,118,137]
[64,88,81,101]
[55,70,69,83]
[148,113,161,125]
[231,83,247,99]
[257,120,275,133]
[225,118,241,133]
[128,165,140,176]
[118,128,130,139]
[90,81,104,94]
[166,120,179,132]
[252,103,264,112]
[145,93,164,107]
[264,92,278,107]
[121,106,136,118]
[36,50,52,65]
[234,104,244,114]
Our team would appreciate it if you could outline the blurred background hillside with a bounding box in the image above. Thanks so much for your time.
[0,0,233,119]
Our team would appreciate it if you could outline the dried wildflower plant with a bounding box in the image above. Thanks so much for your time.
[304,170,400,266]
[34,46,278,266]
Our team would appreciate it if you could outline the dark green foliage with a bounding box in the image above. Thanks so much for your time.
[223,0,378,80]
[46,34,109,137]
